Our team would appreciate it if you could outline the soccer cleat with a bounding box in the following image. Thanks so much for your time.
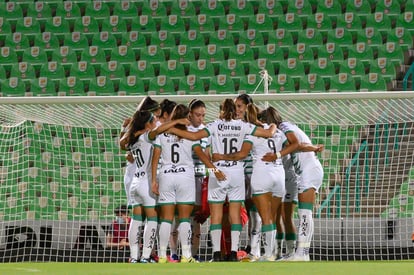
[240,253,258,262]
[140,257,157,263]
[229,251,238,262]
[282,253,310,262]
[180,256,199,263]
[158,257,168,264]
[210,251,222,262]
[193,255,201,262]
[258,255,276,262]
[129,258,138,263]
[167,254,179,263]
[275,248,283,260]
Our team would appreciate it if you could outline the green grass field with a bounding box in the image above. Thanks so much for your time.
[0,261,413,275]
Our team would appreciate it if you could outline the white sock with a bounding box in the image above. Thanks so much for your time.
[142,220,158,259]
[296,208,313,256]
[158,221,172,258]
[286,240,296,255]
[231,224,242,252]
[210,224,222,253]
[178,219,192,258]
[191,218,201,256]
[250,211,262,257]
[262,225,275,258]
[169,219,178,256]
[128,217,143,260]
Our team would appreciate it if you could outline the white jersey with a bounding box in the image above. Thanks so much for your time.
[188,124,208,177]
[245,125,285,168]
[279,121,321,175]
[205,119,257,168]
[127,131,154,179]
[153,132,200,172]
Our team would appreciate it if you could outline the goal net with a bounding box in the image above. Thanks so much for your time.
[0,92,414,262]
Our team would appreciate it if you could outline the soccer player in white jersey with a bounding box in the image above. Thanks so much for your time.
[187,99,208,261]
[235,94,261,258]
[168,98,276,262]
[119,109,188,263]
[119,96,161,262]
[151,104,225,263]
[212,103,286,262]
[262,108,324,262]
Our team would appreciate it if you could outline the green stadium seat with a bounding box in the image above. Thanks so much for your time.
[198,0,225,23]
[326,28,354,52]
[45,16,70,42]
[375,0,401,22]
[39,61,66,85]
[228,0,254,21]
[399,180,414,197]
[80,46,108,72]
[266,29,294,55]
[237,29,265,52]
[62,32,89,59]
[149,30,177,51]
[338,58,366,88]
[130,14,158,40]
[98,60,126,85]
[15,16,41,44]
[355,27,384,53]
[168,44,196,71]
[60,196,88,220]
[54,1,82,29]
[58,76,86,96]
[208,30,235,56]
[296,28,324,52]
[386,27,413,52]
[227,43,254,66]
[140,0,167,24]
[179,29,207,58]
[198,44,225,70]
[377,42,406,67]
[87,76,116,96]
[112,0,138,22]
[51,46,78,74]
[73,16,100,41]
[257,43,286,72]
[170,0,196,19]
[218,58,246,85]
[100,15,128,41]
[298,73,327,93]
[315,43,344,69]
[159,14,187,40]
[315,0,342,23]
[237,73,263,94]
[0,64,6,79]
[117,75,146,96]
[286,0,313,22]
[359,73,388,92]
[272,73,296,93]
[9,62,36,84]
[91,32,118,59]
[121,31,147,57]
[1,77,27,96]
[22,46,48,73]
[177,74,206,95]
[309,58,337,84]
[29,196,57,220]
[335,12,363,37]
[187,59,216,85]
[217,13,245,40]
[4,32,30,60]
[69,60,97,88]
[328,73,357,92]
[147,75,177,96]
[277,13,304,40]
[110,45,137,72]
[28,77,57,96]
[33,32,60,60]
[396,12,414,36]
[287,43,315,71]
[187,14,216,36]
[128,60,156,87]
[256,0,284,24]
[369,57,397,86]
[84,1,110,26]
[0,16,12,44]
[246,13,275,37]
[306,12,333,40]
[344,0,372,23]
[347,42,375,68]
[365,12,393,37]
[0,2,23,29]
[26,2,52,29]
[159,59,185,86]
[138,44,166,72]
[208,74,235,94]
[278,58,306,86]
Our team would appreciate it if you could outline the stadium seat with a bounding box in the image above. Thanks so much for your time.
[256,0,285,24]
[147,75,176,96]
[257,43,286,72]
[396,12,414,36]
[315,43,344,69]
[228,0,255,22]
[22,46,48,73]
[170,0,196,19]
[296,28,324,52]
[369,57,397,86]
[246,13,275,37]
[179,29,207,58]
[246,58,275,76]
[54,1,82,29]
[87,76,116,96]
[344,0,372,23]
[33,32,60,60]
[298,73,327,93]
[29,77,57,96]
[117,75,146,96]
[338,58,366,87]
[315,0,342,23]
[272,74,296,93]
[198,0,225,23]
[326,28,354,52]
[138,44,166,72]
[73,16,100,41]
[100,15,128,41]
[9,62,36,85]
[39,61,67,85]
[287,43,315,71]
[187,59,216,86]
[309,58,337,84]
[208,30,235,56]
[218,58,246,85]
[110,45,137,71]
[112,0,139,22]
[177,74,206,95]
[84,1,110,26]
[0,2,23,29]
[386,27,413,52]
[355,27,384,53]
[306,13,333,40]
[237,29,265,52]
[0,77,27,96]
[328,73,357,92]
[266,29,294,55]
[50,46,78,74]
[237,74,263,94]
[359,73,388,91]
[15,16,41,44]
[128,60,156,87]
[159,14,186,40]
[98,60,126,86]
[58,76,86,96]
[377,42,406,67]
[278,58,306,87]
[347,42,375,68]
[140,0,167,24]
[91,31,118,58]
[158,59,185,86]
[335,12,363,37]
[187,14,216,36]
[198,44,225,69]
[227,44,255,66]
[374,0,401,22]
[217,13,246,40]
[42,17,70,45]
[149,30,177,52]
[62,32,89,59]
[168,44,196,71]
[4,32,30,60]
[208,74,235,94]
[69,61,97,88]
[80,46,108,72]
[277,13,304,40]
[130,14,158,41]
[120,31,148,57]
[0,65,6,80]
[25,2,52,29]
[0,17,12,44]
[286,0,313,21]
[365,12,393,37]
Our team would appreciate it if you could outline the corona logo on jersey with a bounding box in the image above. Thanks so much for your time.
[217,124,241,131]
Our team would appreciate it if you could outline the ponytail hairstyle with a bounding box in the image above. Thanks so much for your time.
[136,96,160,112]
[126,110,153,145]
[258,106,283,127]
[220,98,237,121]
[188,98,206,111]
[246,103,263,127]
[160,99,177,118]
[235,93,253,105]
[171,104,190,131]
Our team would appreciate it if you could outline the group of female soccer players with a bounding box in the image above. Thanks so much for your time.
[119,94,324,263]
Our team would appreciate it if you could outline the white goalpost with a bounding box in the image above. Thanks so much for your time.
[0,91,414,262]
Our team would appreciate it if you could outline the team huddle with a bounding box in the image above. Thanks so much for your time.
[119,94,324,263]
